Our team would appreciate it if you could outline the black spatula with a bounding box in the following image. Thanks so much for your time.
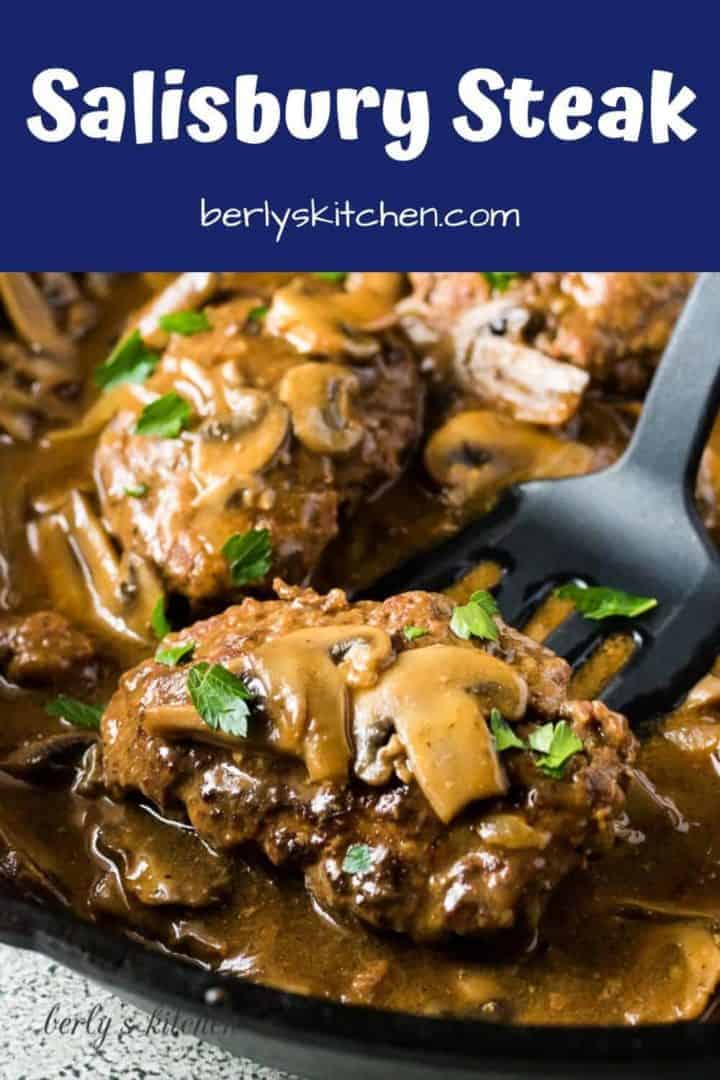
[371,272,720,721]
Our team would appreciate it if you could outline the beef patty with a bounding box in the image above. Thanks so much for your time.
[94,273,423,603]
[101,580,636,942]
[402,271,695,394]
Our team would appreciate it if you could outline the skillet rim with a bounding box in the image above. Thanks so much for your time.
[1,881,719,1073]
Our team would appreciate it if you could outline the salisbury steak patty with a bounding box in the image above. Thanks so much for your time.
[93,273,422,602]
[401,271,695,401]
[0,611,96,686]
[101,581,636,942]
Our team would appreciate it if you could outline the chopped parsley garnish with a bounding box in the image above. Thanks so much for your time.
[450,590,500,642]
[94,329,159,391]
[155,640,196,667]
[527,722,555,755]
[403,625,428,642]
[222,528,272,586]
[534,721,584,778]
[314,272,347,284]
[247,305,268,322]
[483,272,519,293]
[187,662,253,738]
[342,843,374,874]
[555,582,657,621]
[135,392,191,438]
[45,695,104,731]
[490,708,525,751]
[150,595,171,639]
[124,483,148,498]
[158,310,210,336]
[489,710,583,778]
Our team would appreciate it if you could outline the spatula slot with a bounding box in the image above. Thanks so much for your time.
[570,631,640,700]
[544,614,605,667]
[494,569,557,627]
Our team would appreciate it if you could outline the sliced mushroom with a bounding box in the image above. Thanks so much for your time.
[425,409,594,505]
[353,644,528,823]
[0,344,82,442]
[97,802,231,908]
[0,278,80,441]
[27,490,162,658]
[143,625,395,782]
[0,273,73,359]
[452,301,590,426]
[248,624,394,779]
[140,701,233,746]
[0,731,97,780]
[36,272,97,338]
[613,924,720,1024]
[279,362,363,455]
[191,390,290,482]
[0,273,109,441]
[134,272,219,348]
[267,273,402,357]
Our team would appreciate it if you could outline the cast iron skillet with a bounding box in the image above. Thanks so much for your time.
[1,879,719,1079]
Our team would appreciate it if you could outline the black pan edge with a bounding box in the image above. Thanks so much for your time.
[1,882,719,1079]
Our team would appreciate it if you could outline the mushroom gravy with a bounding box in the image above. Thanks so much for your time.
[2,272,720,1026]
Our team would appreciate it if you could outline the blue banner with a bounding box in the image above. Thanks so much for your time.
[0,0,715,266]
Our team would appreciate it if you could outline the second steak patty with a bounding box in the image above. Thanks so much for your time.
[101,580,636,942]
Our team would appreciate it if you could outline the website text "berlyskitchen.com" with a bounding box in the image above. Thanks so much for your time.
[199,197,521,243]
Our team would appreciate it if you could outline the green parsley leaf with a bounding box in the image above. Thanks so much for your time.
[490,707,526,751]
[159,310,210,336]
[528,722,555,755]
[555,583,657,621]
[314,272,347,284]
[151,595,171,639]
[489,710,584,778]
[187,662,253,737]
[342,843,374,874]
[247,305,268,322]
[535,721,584,778]
[94,330,159,391]
[155,640,196,667]
[403,625,428,642]
[483,272,519,293]
[135,392,191,438]
[124,483,148,498]
[222,528,272,587]
[45,695,104,731]
[450,590,500,642]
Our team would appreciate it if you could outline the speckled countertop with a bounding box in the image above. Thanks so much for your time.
[0,944,295,1080]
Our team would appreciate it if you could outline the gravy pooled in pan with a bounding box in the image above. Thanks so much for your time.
[3,270,720,1026]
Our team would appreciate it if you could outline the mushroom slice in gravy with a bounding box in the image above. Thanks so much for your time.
[354,645,526,822]
[278,363,363,455]
[425,409,594,506]
[192,391,290,482]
